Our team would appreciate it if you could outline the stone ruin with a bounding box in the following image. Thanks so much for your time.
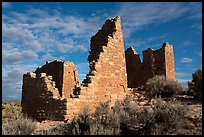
[21,16,176,122]
[125,42,175,88]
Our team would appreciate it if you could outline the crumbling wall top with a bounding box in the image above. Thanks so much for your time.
[125,47,139,55]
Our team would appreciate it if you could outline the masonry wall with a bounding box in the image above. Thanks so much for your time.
[22,16,130,122]
[21,72,67,122]
[81,16,128,107]
[163,42,176,80]
[35,60,79,98]
[22,16,176,122]
[65,16,130,120]
[125,47,143,87]
[125,42,176,88]
[22,60,80,121]
[62,62,80,98]
[35,60,64,96]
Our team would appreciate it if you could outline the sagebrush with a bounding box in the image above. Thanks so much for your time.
[2,116,37,135]
[146,75,183,98]
[65,96,187,135]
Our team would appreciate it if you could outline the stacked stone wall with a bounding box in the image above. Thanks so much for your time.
[163,43,176,80]
[35,60,79,98]
[81,16,128,108]
[22,16,176,122]
[125,42,176,88]
[125,47,143,87]
[35,60,64,96]
[21,72,67,121]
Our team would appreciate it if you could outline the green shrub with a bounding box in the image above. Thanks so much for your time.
[187,68,202,99]
[146,75,183,98]
[2,116,37,135]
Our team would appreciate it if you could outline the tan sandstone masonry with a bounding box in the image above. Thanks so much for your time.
[22,60,80,121]
[22,16,176,122]
[35,60,80,98]
[65,16,130,119]
[22,16,131,121]
[22,72,67,121]
[125,42,176,88]
[81,16,128,105]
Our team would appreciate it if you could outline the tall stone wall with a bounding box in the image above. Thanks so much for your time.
[125,47,143,87]
[62,62,80,98]
[163,42,176,80]
[65,16,129,119]
[67,16,130,119]
[125,42,176,88]
[81,16,128,107]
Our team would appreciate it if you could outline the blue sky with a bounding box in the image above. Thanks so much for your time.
[2,2,202,100]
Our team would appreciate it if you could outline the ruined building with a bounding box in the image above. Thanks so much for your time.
[22,16,176,122]
[125,42,175,88]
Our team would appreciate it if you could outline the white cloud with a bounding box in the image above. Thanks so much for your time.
[115,2,202,39]
[117,2,189,38]
[126,34,168,52]
[2,9,102,57]
[2,63,39,100]
[177,79,190,89]
[75,62,89,70]
[180,57,193,63]
[2,22,42,51]
[2,43,38,64]
[176,72,191,77]
[2,8,104,100]
[78,73,87,82]
[181,41,194,46]
[183,2,202,20]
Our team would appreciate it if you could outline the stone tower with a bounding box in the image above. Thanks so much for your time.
[162,42,176,80]
[125,42,176,88]
[35,60,80,98]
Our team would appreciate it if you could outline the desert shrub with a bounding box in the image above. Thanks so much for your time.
[71,106,91,135]
[36,123,70,135]
[187,68,202,99]
[90,101,120,135]
[2,116,37,135]
[146,75,183,98]
[66,96,187,135]
[2,102,22,124]
[118,96,187,135]
[151,97,187,135]
[69,101,120,135]
[118,96,154,135]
